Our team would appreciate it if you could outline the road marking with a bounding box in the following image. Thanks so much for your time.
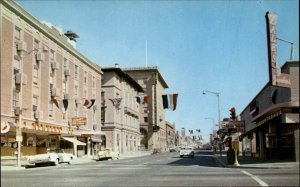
[241,170,269,187]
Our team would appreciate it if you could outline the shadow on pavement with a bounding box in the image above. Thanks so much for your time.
[167,154,223,168]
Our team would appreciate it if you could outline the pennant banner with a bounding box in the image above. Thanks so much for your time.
[62,99,68,111]
[87,99,95,109]
[83,99,89,107]
[51,96,60,109]
[143,96,149,104]
[109,98,122,110]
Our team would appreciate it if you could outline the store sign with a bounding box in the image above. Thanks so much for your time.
[70,117,87,126]
[1,121,11,134]
[31,122,63,133]
[266,11,290,87]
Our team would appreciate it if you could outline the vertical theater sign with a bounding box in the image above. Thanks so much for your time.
[266,11,291,87]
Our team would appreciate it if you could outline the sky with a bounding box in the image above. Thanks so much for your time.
[16,0,299,141]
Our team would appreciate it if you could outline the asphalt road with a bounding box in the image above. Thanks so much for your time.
[1,150,299,187]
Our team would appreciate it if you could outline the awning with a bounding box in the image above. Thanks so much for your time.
[62,137,86,146]
[251,101,299,126]
[81,130,106,136]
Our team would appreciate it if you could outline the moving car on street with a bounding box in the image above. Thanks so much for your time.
[93,148,120,160]
[27,149,74,166]
[179,147,194,157]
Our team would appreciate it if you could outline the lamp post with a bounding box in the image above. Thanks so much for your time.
[203,90,222,157]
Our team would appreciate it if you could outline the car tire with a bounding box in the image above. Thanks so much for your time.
[54,159,59,166]
[68,157,73,165]
[180,155,183,158]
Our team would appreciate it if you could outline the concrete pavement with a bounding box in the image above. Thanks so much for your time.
[213,152,300,169]
[1,150,152,171]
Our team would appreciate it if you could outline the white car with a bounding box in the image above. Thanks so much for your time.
[27,149,74,166]
[93,148,120,160]
[179,147,194,157]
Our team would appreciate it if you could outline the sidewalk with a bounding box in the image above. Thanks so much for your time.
[214,152,300,169]
[1,150,152,171]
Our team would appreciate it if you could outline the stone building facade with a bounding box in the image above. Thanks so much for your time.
[101,67,144,153]
[123,67,169,151]
[1,0,103,158]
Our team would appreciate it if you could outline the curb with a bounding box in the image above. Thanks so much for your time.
[213,155,300,169]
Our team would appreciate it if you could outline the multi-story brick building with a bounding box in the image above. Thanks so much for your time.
[101,66,144,153]
[123,67,169,151]
[240,61,299,161]
[1,0,103,158]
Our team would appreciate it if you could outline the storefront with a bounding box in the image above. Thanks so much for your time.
[250,101,299,160]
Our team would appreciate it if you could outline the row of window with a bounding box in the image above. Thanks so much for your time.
[12,26,99,124]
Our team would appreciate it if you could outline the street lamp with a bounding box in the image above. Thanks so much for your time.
[203,90,222,157]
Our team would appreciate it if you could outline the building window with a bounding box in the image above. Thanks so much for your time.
[84,90,88,99]
[14,27,21,41]
[92,76,95,89]
[12,89,19,108]
[32,95,38,113]
[34,39,39,51]
[144,117,148,123]
[49,100,53,118]
[117,134,120,147]
[74,85,78,99]
[50,50,55,60]
[33,66,38,86]
[13,57,20,70]
[74,65,78,79]
[84,71,88,85]
[63,58,68,69]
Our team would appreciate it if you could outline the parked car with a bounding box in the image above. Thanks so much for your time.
[93,148,120,160]
[179,147,194,157]
[169,147,177,152]
[27,149,74,166]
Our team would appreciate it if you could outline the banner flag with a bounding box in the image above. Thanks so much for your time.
[62,99,68,111]
[87,99,96,109]
[143,96,149,104]
[83,99,89,106]
[162,95,169,109]
[51,96,60,109]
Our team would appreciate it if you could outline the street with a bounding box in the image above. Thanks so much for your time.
[1,150,299,187]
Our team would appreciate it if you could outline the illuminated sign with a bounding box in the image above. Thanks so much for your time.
[266,11,290,87]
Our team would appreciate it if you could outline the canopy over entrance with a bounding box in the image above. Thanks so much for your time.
[62,137,86,146]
